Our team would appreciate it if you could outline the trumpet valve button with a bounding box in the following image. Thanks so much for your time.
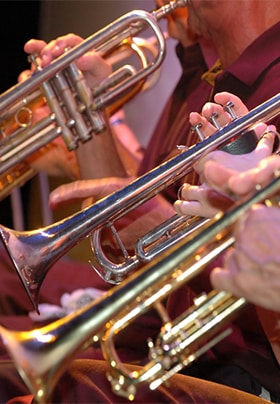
[191,123,205,141]
[208,112,221,130]
[224,101,238,120]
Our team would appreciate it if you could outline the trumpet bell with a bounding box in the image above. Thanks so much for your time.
[0,225,50,313]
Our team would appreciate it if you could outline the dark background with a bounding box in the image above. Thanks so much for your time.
[0,1,41,92]
[0,1,41,226]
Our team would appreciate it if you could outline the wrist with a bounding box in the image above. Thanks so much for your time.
[110,117,126,127]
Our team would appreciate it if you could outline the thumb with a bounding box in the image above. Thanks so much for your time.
[49,180,100,210]
[210,267,235,293]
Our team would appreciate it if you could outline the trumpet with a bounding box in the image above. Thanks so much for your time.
[0,0,187,201]
[0,92,280,313]
[1,173,279,403]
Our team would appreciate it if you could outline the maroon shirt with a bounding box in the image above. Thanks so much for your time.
[138,21,280,397]
[139,21,280,201]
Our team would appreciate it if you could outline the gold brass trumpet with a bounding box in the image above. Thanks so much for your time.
[0,0,187,201]
[0,92,280,313]
[1,173,279,403]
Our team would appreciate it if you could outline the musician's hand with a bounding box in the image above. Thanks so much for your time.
[155,0,198,47]
[174,92,277,218]
[18,39,48,82]
[203,154,280,198]
[19,35,112,179]
[49,177,133,210]
[173,182,233,217]
[210,204,280,312]
[195,124,276,182]
[203,154,280,311]
[49,176,175,260]
[27,142,79,179]
[14,40,79,179]
[21,35,117,180]
[174,128,276,217]
[18,44,49,124]
[24,34,112,87]
[190,92,276,179]
[189,92,250,137]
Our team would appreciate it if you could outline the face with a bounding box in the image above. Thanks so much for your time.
[186,0,234,39]
[166,7,190,42]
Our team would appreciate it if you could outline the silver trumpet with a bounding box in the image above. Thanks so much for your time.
[0,92,280,313]
[0,0,187,201]
[1,173,279,403]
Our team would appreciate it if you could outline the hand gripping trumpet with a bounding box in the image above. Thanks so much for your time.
[0,0,187,200]
[0,93,280,313]
[1,173,279,403]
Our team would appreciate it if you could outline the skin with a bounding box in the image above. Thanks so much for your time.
[21,36,127,181]
[155,0,197,46]
[187,0,280,69]
[204,155,280,312]
[173,92,277,218]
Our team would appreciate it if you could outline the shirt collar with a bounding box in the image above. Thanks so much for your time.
[176,42,207,74]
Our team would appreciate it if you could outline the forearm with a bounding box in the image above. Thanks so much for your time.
[75,114,128,180]
[110,111,144,176]
[108,193,175,252]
